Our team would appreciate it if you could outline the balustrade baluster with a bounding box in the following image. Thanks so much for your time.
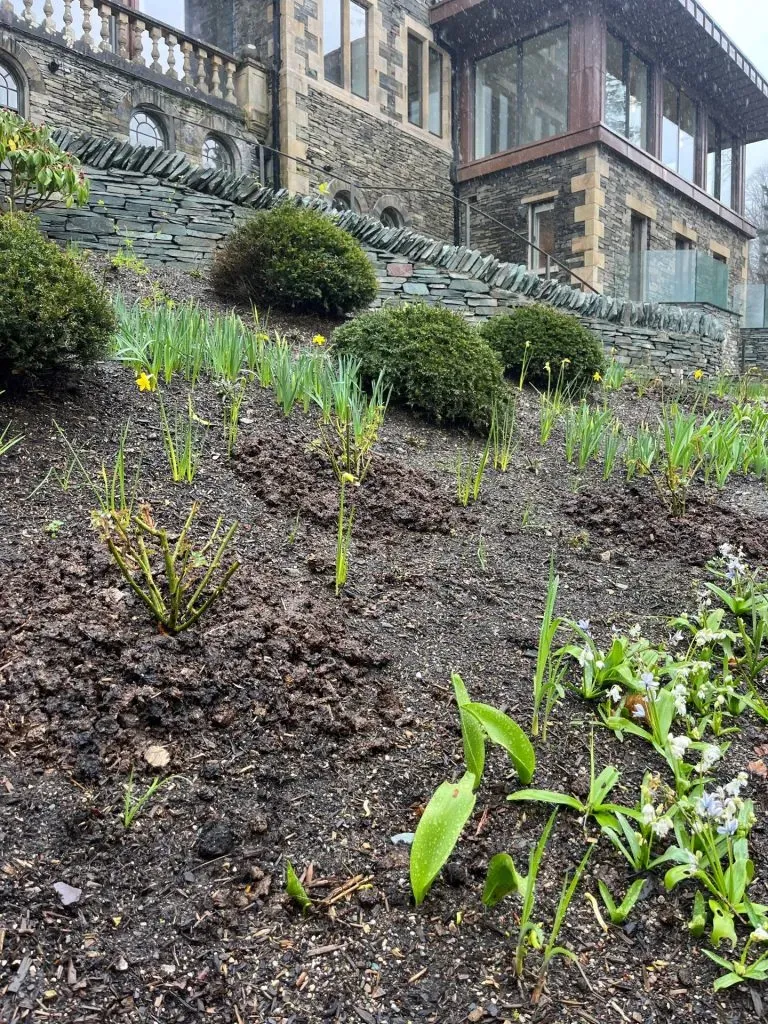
[62,0,75,44]
[117,12,129,59]
[132,20,146,66]
[210,54,223,99]
[99,5,111,52]
[80,0,95,49]
[42,0,56,33]
[195,48,208,93]
[22,0,34,26]
[166,34,178,80]
[149,26,162,74]
[180,41,193,86]
[224,61,236,103]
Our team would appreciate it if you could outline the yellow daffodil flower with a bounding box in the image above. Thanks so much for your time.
[312,334,327,346]
[693,368,704,381]
[593,371,602,382]
[136,371,156,393]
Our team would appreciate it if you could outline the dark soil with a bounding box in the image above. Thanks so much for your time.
[1,262,767,1023]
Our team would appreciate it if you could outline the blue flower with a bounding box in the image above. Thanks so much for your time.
[717,818,738,837]
[696,792,723,819]
[577,619,592,636]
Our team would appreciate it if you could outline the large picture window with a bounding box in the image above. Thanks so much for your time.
[605,33,650,150]
[662,80,696,182]
[474,25,568,160]
[323,0,369,99]
[323,0,343,87]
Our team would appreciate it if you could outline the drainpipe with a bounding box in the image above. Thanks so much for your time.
[272,0,282,190]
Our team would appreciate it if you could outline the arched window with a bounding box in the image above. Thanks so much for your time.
[202,135,233,172]
[380,206,404,229]
[332,189,361,214]
[0,60,20,113]
[129,109,166,149]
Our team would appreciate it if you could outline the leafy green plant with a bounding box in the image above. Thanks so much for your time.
[597,878,647,925]
[332,304,504,429]
[211,202,378,315]
[285,862,313,914]
[563,401,613,469]
[94,503,240,634]
[0,214,115,380]
[409,674,535,905]
[479,305,605,392]
[0,417,22,456]
[489,398,516,470]
[123,772,167,828]
[705,928,768,991]
[110,233,147,275]
[0,110,89,214]
[222,377,249,457]
[455,442,490,506]
[531,557,566,739]
[483,812,593,1001]
[158,394,205,483]
[317,357,388,483]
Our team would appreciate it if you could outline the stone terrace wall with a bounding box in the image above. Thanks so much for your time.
[369,249,727,376]
[38,131,738,376]
[741,330,768,372]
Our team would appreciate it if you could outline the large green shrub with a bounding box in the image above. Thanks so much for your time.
[211,203,378,315]
[479,304,605,390]
[0,214,116,379]
[332,303,504,428]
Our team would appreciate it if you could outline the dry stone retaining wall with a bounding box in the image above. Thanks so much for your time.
[36,131,741,376]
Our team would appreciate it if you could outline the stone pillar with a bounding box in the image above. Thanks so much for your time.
[234,48,269,137]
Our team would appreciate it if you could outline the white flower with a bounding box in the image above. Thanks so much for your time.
[632,703,647,720]
[640,671,658,695]
[576,646,594,667]
[724,772,748,798]
[719,543,733,557]
[667,734,691,761]
[652,816,674,839]
[607,685,622,703]
[671,630,684,646]
[641,802,656,825]
[698,745,721,773]
[672,683,688,717]
[751,927,768,943]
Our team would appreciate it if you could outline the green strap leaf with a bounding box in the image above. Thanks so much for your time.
[451,674,485,785]
[464,702,535,783]
[410,771,476,906]
[285,861,312,914]
[507,788,583,811]
[482,852,526,907]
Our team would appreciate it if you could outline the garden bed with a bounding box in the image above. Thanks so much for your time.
[1,264,767,1024]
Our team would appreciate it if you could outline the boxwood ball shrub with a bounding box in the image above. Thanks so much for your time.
[0,214,116,380]
[332,303,504,428]
[211,203,378,315]
[479,304,605,390]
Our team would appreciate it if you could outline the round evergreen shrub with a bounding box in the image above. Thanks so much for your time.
[211,203,378,315]
[332,303,504,428]
[0,214,116,380]
[479,304,605,390]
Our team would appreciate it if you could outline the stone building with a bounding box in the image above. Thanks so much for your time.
[2,0,768,308]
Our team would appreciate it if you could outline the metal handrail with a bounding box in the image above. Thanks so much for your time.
[256,141,598,294]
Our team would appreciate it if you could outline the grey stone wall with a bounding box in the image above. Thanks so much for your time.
[303,87,454,240]
[601,149,748,307]
[0,23,256,170]
[186,0,272,63]
[457,149,588,278]
[367,250,733,376]
[741,329,768,372]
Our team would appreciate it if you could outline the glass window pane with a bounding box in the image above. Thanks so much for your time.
[350,2,368,99]
[706,116,718,196]
[408,35,423,126]
[678,90,696,182]
[0,62,19,112]
[531,203,555,271]
[324,0,342,87]
[628,52,649,150]
[605,33,627,137]
[428,48,442,136]
[521,26,569,146]
[474,47,518,158]
[720,137,733,207]
[662,79,679,170]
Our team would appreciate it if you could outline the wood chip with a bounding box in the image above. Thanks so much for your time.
[144,745,171,769]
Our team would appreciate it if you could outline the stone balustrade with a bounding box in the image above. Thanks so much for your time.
[2,0,238,103]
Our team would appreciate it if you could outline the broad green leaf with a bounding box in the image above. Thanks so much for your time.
[507,788,583,811]
[689,889,707,938]
[703,949,738,972]
[664,863,698,890]
[464,702,535,783]
[482,852,525,907]
[713,971,745,991]
[285,861,312,914]
[709,900,737,948]
[410,771,476,906]
[591,765,620,806]
[451,674,485,784]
